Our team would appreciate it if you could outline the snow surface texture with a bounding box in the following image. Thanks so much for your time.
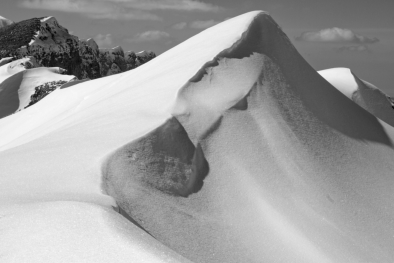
[0,15,13,28]
[2,10,394,263]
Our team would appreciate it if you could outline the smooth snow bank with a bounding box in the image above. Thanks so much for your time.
[0,56,38,83]
[1,10,394,263]
[0,67,75,119]
[0,57,14,67]
[319,68,394,127]
[0,201,190,263]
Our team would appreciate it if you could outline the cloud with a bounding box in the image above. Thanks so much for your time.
[295,28,379,44]
[19,0,222,21]
[122,0,223,12]
[125,31,170,42]
[172,22,187,30]
[94,34,113,47]
[335,45,372,53]
[173,19,221,30]
[20,0,161,20]
[189,20,220,29]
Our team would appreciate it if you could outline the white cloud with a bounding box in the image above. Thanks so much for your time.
[125,31,170,42]
[295,28,379,44]
[172,22,187,30]
[19,0,222,21]
[189,19,220,29]
[94,34,113,47]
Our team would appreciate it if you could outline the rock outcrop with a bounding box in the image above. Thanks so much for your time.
[25,80,69,108]
[0,16,156,79]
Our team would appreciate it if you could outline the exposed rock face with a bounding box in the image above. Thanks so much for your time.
[135,51,156,67]
[99,46,126,76]
[0,16,156,79]
[99,47,156,76]
[25,80,69,108]
[79,38,101,79]
[0,18,41,58]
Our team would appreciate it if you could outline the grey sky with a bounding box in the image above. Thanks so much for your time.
[1,0,393,95]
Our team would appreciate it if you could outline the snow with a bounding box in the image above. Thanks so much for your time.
[0,57,14,67]
[0,15,13,28]
[1,10,394,263]
[319,68,394,127]
[0,57,38,83]
[136,50,148,56]
[40,16,54,23]
[1,201,190,263]
[0,61,75,118]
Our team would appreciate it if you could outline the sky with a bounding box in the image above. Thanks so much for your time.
[1,0,393,95]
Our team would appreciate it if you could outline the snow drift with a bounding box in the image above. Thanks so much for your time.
[0,58,76,119]
[1,11,394,263]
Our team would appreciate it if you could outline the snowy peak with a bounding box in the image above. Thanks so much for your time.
[0,15,14,28]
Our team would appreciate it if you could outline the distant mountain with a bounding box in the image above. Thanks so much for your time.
[0,16,155,79]
[0,15,14,28]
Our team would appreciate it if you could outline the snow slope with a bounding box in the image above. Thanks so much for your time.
[0,63,75,118]
[0,56,38,83]
[1,10,394,263]
[319,68,394,127]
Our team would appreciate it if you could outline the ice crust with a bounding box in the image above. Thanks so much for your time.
[1,10,394,263]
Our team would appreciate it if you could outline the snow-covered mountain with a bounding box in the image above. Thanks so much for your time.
[1,10,394,263]
[0,15,13,28]
[0,16,155,79]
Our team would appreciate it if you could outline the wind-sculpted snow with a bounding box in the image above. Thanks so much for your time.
[0,64,75,118]
[1,11,394,263]
[105,117,209,198]
[319,68,394,127]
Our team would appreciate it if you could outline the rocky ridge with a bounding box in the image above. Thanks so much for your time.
[0,16,156,79]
